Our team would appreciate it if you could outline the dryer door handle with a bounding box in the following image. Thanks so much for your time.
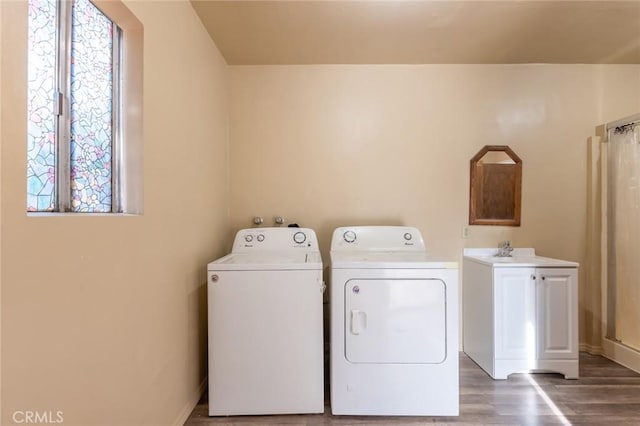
[350,310,367,335]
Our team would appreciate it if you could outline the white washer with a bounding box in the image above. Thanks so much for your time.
[330,226,459,416]
[207,227,324,416]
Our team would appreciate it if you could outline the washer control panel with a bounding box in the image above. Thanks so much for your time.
[232,227,319,252]
[293,231,307,244]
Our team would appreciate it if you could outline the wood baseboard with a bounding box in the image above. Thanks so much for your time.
[173,378,207,426]
[602,338,640,374]
[579,343,603,355]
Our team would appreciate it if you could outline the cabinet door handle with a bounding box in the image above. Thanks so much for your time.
[541,275,546,280]
[531,275,536,280]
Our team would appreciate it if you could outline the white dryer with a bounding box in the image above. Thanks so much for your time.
[330,226,459,416]
[207,227,324,416]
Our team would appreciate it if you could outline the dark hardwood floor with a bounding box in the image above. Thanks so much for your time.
[185,353,640,425]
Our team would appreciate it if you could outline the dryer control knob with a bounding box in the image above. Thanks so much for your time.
[343,230,357,243]
[293,231,306,244]
[245,235,253,243]
[404,232,412,241]
[257,234,265,242]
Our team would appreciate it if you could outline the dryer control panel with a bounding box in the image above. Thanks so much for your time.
[331,226,425,251]
[232,227,320,252]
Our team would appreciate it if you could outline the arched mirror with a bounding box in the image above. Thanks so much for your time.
[469,145,522,226]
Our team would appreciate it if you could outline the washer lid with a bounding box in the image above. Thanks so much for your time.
[208,252,322,271]
[331,251,457,269]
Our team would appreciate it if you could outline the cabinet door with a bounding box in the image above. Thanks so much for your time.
[536,268,578,360]
[494,268,536,360]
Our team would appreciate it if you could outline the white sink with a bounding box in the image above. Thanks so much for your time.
[463,248,579,268]
[490,256,532,262]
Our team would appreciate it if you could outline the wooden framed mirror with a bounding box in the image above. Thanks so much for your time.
[469,145,522,226]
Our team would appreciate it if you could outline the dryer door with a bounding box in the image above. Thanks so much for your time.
[345,278,446,364]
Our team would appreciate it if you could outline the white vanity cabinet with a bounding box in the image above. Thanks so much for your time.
[463,248,579,380]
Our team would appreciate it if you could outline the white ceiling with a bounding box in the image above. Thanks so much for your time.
[190,0,640,65]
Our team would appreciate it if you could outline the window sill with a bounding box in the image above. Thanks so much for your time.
[27,212,141,217]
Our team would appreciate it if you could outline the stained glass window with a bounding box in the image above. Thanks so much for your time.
[27,0,58,212]
[27,0,120,213]
[70,0,113,212]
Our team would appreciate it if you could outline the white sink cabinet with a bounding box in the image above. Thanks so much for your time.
[463,248,579,379]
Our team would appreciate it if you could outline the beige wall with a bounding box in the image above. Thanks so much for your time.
[0,1,3,421]
[229,64,640,347]
[1,1,229,425]
[597,66,640,123]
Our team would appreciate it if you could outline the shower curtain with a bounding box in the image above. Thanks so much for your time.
[607,123,640,351]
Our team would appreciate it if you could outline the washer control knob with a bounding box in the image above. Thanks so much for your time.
[245,235,253,243]
[343,230,357,243]
[257,234,265,242]
[404,232,412,241]
[293,231,306,244]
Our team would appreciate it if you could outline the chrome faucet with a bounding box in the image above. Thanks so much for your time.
[497,240,514,257]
